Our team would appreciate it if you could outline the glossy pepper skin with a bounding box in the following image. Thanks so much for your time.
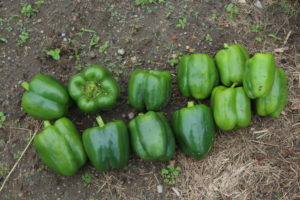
[177,53,219,99]
[128,69,171,111]
[82,116,129,171]
[129,111,175,161]
[211,84,251,131]
[21,74,70,120]
[243,53,276,99]
[256,68,288,117]
[215,44,249,86]
[34,118,87,176]
[172,102,216,160]
[68,65,120,113]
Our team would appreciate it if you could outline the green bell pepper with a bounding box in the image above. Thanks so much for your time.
[68,65,120,113]
[128,69,171,111]
[243,53,276,99]
[211,84,251,131]
[215,44,249,86]
[256,68,288,117]
[82,116,129,171]
[129,111,175,161]
[34,118,87,176]
[177,53,219,99]
[172,101,216,160]
[21,74,70,120]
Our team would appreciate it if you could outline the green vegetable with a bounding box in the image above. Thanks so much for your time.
[129,111,175,161]
[21,74,70,120]
[68,65,120,113]
[34,118,87,176]
[243,53,276,99]
[215,44,249,86]
[211,84,251,131]
[177,53,219,99]
[256,68,288,117]
[82,116,129,171]
[128,69,171,111]
[172,101,215,160]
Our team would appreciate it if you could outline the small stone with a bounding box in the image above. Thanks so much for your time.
[61,33,66,37]
[185,46,190,50]
[254,0,263,9]
[128,112,134,119]
[171,54,177,59]
[157,185,163,193]
[117,48,125,55]
[131,56,137,63]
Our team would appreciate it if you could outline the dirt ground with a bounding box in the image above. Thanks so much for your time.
[0,0,299,199]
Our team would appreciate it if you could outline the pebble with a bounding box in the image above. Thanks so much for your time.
[128,112,134,119]
[131,56,137,63]
[117,48,125,55]
[157,185,163,193]
[254,0,263,9]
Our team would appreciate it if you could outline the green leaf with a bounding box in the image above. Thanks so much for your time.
[99,41,110,53]
[0,37,7,43]
[47,48,61,60]
[268,34,282,41]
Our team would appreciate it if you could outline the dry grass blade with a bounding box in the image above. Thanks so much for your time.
[0,127,39,193]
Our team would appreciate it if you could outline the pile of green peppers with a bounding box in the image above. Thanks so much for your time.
[20,43,288,176]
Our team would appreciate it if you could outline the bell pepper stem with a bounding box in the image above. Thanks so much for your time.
[96,116,105,128]
[21,82,29,90]
[231,82,238,88]
[187,101,195,108]
[44,121,51,128]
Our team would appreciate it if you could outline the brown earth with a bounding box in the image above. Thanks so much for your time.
[0,0,299,199]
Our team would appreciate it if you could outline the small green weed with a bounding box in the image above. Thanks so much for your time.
[204,33,213,42]
[135,0,164,6]
[34,0,45,5]
[0,36,7,43]
[251,25,264,33]
[280,1,299,17]
[226,3,239,19]
[0,163,9,177]
[176,17,187,29]
[268,34,282,41]
[82,172,92,185]
[13,151,21,160]
[46,48,61,60]
[255,37,263,42]
[161,164,181,185]
[99,41,110,53]
[17,31,29,46]
[89,34,100,50]
[167,59,179,67]
[0,112,7,128]
[0,139,4,147]
[21,4,38,17]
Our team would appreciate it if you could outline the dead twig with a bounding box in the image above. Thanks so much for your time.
[0,128,39,193]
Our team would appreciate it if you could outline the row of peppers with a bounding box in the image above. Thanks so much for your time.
[21,44,288,176]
